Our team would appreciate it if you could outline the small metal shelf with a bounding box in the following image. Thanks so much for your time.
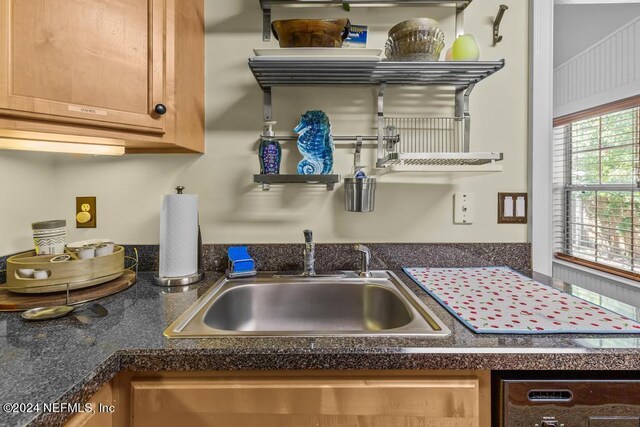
[254,174,341,191]
[249,59,505,89]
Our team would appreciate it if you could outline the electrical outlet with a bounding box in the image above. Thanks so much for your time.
[76,197,96,228]
[454,193,474,224]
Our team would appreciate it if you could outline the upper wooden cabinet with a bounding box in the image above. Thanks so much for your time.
[0,0,204,153]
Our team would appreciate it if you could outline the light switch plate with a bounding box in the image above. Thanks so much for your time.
[76,196,96,228]
[498,192,528,224]
[453,193,474,224]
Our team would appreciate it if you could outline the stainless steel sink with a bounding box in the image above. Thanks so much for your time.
[164,271,451,338]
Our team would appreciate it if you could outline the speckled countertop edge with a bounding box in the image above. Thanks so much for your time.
[35,348,640,426]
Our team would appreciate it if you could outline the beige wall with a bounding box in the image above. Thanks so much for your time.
[0,0,528,253]
[0,152,62,254]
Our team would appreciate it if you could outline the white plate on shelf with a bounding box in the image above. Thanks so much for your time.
[252,48,382,61]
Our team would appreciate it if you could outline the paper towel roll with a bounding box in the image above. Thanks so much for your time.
[159,193,199,278]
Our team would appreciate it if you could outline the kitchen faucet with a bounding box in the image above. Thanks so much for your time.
[303,229,315,276]
[301,232,371,278]
[353,244,372,277]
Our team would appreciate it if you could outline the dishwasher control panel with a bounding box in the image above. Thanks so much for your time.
[499,378,640,426]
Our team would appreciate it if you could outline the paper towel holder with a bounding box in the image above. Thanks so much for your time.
[153,186,205,287]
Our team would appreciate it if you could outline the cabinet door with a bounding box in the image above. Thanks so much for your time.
[130,374,483,427]
[0,0,166,134]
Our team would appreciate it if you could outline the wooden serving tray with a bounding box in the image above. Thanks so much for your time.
[0,270,136,311]
[5,246,125,294]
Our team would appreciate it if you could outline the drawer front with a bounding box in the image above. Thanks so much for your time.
[131,375,483,427]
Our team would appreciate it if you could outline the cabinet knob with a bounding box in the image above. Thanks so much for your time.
[154,104,167,115]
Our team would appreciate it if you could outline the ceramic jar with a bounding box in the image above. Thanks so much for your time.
[31,220,66,255]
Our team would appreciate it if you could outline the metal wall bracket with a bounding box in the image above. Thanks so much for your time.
[455,84,473,152]
[493,4,508,45]
[376,83,387,167]
[455,4,465,38]
[354,136,364,173]
[263,88,272,121]
[262,4,272,41]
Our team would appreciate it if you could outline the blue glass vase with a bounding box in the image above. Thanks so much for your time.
[294,110,334,175]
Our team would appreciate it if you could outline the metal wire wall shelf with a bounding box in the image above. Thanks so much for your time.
[252,0,505,173]
[248,60,504,89]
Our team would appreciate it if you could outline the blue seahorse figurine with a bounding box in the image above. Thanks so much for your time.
[293,110,334,175]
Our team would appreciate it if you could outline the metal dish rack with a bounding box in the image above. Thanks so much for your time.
[379,116,503,167]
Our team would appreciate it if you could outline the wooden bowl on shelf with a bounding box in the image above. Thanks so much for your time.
[4,246,125,294]
[271,19,351,48]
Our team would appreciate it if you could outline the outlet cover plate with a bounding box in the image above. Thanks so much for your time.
[76,196,96,228]
[454,193,474,224]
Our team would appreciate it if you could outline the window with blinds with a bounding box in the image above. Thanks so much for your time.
[553,98,640,278]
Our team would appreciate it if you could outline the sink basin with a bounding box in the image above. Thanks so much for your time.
[164,271,451,338]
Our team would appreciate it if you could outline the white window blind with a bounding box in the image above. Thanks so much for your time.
[553,104,640,273]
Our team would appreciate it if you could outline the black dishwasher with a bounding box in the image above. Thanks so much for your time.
[495,372,640,426]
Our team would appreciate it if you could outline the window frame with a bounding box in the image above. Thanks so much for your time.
[529,0,555,276]
[553,94,640,281]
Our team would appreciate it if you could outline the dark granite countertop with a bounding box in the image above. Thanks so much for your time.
[3,268,640,426]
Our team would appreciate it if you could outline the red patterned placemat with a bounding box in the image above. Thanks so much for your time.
[404,267,640,334]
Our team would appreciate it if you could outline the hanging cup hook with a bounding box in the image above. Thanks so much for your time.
[493,5,508,46]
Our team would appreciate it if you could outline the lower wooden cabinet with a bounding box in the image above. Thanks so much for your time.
[67,370,491,427]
